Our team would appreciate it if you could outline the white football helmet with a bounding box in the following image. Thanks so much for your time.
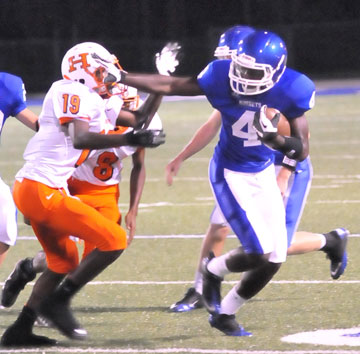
[61,42,126,97]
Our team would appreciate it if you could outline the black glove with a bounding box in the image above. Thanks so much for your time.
[126,129,166,148]
[253,105,280,142]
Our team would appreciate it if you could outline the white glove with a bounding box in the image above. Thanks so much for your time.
[253,105,280,141]
[155,42,181,76]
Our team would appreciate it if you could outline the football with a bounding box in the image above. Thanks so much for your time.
[265,107,291,136]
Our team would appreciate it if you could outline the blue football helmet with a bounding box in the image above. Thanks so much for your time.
[229,30,287,95]
[214,25,255,59]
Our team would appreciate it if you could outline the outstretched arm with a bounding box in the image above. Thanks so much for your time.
[166,109,221,185]
[120,73,203,96]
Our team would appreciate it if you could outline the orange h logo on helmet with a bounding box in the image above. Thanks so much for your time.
[68,53,91,72]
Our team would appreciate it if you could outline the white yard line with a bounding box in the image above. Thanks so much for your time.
[1,279,359,287]
[16,234,360,241]
[0,348,359,353]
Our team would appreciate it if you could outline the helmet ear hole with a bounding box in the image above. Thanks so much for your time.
[104,73,116,84]
[79,79,85,84]
[94,67,105,82]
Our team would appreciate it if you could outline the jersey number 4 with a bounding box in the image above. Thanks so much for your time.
[232,110,261,147]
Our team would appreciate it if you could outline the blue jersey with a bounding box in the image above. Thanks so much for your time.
[197,60,315,172]
[0,72,27,135]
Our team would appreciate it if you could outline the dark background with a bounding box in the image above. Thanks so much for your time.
[1,0,360,92]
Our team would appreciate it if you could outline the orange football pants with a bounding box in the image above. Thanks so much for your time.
[13,178,127,274]
[67,177,121,259]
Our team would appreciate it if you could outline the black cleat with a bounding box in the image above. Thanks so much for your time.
[39,297,87,340]
[170,287,204,312]
[1,258,36,307]
[209,313,252,336]
[201,252,223,315]
[1,323,57,347]
[323,228,349,279]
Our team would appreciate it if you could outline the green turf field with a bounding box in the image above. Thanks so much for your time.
[0,94,359,353]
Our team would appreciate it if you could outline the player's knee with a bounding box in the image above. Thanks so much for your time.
[97,226,127,252]
[212,225,229,242]
[99,249,124,263]
[224,248,268,272]
[246,253,270,268]
[263,261,282,278]
[0,242,10,254]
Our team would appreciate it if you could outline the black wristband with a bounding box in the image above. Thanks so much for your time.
[119,70,127,83]
[281,156,297,171]
[35,121,40,132]
[277,136,303,159]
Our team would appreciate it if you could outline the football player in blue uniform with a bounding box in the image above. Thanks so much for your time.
[117,30,343,336]
[0,72,38,267]
[167,26,348,314]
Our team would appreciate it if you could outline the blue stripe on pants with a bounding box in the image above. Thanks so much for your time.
[209,157,263,254]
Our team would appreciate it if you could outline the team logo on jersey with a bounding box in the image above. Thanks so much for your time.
[67,53,91,73]
[230,91,262,108]
[236,98,262,109]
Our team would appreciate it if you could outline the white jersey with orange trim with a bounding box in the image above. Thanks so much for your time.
[104,94,124,127]
[71,110,162,186]
[16,79,119,189]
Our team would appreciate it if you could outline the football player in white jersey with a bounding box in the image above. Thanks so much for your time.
[1,44,178,314]
[1,42,165,347]
[0,91,163,307]
[68,93,163,255]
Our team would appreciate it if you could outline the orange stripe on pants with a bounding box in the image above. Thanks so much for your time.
[13,178,127,274]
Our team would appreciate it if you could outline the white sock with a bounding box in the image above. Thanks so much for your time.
[220,284,247,315]
[318,234,326,249]
[33,250,47,272]
[207,254,230,278]
[193,271,203,294]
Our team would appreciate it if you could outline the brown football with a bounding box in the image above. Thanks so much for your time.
[265,107,291,136]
